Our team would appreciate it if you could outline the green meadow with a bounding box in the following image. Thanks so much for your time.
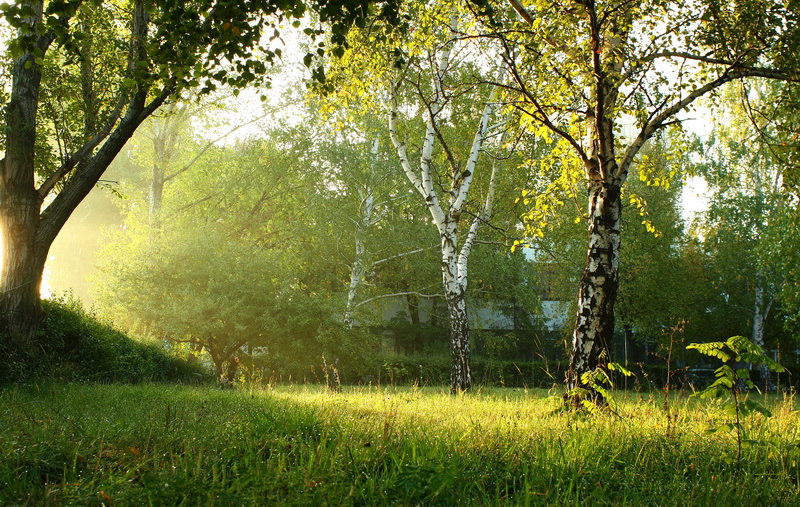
[2,383,799,505]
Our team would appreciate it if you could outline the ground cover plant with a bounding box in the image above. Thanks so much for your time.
[2,383,799,505]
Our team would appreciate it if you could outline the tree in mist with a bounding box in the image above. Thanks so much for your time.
[0,0,398,351]
[94,132,362,382]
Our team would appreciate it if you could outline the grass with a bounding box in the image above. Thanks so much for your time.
[1,383,799,505]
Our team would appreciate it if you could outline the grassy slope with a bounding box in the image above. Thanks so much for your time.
[1,383,799,505]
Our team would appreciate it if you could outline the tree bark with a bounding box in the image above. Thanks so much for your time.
[442,227,472,392]
[0,0,166,345]
[448,294,471,391]
[751,269,772,391]
[1,1,50,343]
[0,202,48,344]
[567,178,622,395]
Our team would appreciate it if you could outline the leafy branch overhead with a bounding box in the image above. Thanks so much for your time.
[1,0,403,93]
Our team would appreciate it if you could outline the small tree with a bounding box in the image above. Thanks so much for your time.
[688,336,786,469]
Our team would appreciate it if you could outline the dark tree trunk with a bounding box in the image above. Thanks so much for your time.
[406,290,420,326]
[567,179,622,395]
[149,147,165,217]
[0,198,48,344]
[1,4,49,344]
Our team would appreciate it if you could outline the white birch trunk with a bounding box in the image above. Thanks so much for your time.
[568,178,622,391]
[343,139,379,328]
[751,269,773,390]
[387,18,502,392]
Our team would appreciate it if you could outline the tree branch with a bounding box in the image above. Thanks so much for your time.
[508,0,534,24]
[371,248,425,267]
[164,111,271,182]
[618,67,791,177]
[354,291,442,309]
[38,94,128,199]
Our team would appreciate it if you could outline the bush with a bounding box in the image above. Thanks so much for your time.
[0,295,210,385]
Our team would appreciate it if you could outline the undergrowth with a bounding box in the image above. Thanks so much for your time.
[0,295,209,385]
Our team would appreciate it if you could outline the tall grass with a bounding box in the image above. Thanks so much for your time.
[1,383,798,505]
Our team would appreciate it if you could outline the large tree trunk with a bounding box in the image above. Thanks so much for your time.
[567,179,622,395]
[1,3,49,344]
[0,196,48,344]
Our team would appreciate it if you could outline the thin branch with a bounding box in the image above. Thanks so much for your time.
[371,248,425,267]
[618,67,790,177]
[641,51,760,69]
[354,291,442,309]
[38,94,128,199]
[164,111,271,182]
[163,190,225,219]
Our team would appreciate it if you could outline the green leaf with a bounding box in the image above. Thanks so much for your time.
[743,400,772,418]
[607,362,634,377]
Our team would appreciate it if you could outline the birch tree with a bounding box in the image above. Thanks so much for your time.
[700,85,788,389]
[469,0,798,398]
[387,17,506,392]
[318,3,515,391]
